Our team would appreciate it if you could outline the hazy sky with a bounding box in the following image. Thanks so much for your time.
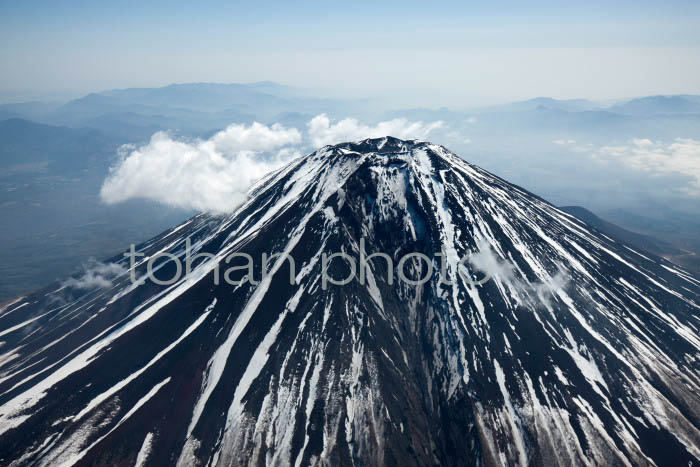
[2,0,700,106]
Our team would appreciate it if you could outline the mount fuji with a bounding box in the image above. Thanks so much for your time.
[0,137,699,466]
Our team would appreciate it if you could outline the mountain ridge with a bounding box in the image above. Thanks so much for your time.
[559,205,683,257]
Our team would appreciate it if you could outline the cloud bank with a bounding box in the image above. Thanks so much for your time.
[555,137,700,197]
[101,115,443,213]
[597,138,700,194]
[101,123,302,213]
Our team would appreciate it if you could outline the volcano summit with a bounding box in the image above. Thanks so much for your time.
[0,137,699,466]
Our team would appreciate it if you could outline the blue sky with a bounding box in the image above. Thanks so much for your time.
[2,0,700,105]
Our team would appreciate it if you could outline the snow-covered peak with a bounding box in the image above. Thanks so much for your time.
[0,138,699,466]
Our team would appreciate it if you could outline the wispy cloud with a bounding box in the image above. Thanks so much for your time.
[467,239,569,307]
[63,259,127,290]
[101,115,443,213]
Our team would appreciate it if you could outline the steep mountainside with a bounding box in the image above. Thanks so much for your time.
[559,206,682,258]
[0,138,698,466]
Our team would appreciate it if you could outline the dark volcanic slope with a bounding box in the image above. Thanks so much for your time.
[0,138,699,466]
[559,205,682,257]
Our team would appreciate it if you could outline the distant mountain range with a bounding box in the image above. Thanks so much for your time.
[608,95,700,116]
[474,96,601,113]
[1,83,700,301]
[3,83,700,140]
[0,82,367,140]
[477,94,700,115]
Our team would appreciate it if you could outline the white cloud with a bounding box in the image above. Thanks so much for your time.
[307,114,443,147]
[100,115,444,213]
[211,122,302,153]
[466,239,569,307]
[467,239,518,284]
[555,137,700,195]
[100,122,301,213]
[63,259,126,290]
[598,138,700,194]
